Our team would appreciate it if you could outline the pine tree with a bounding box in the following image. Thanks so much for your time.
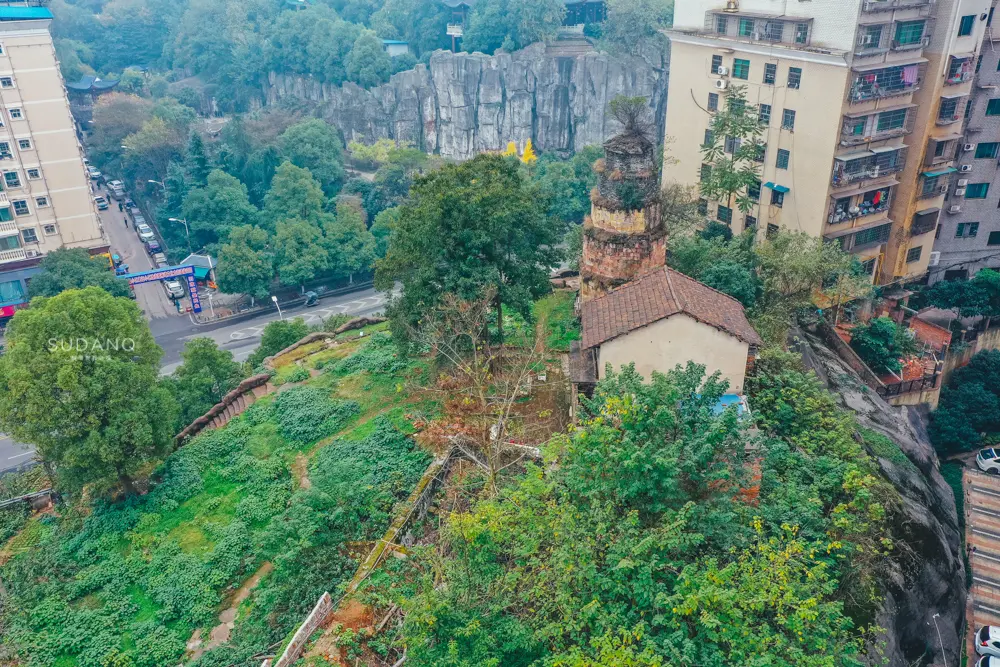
[185,131,211,187]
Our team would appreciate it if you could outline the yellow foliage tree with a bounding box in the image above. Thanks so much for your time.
[521,138,537,163]
[502,141,518,157]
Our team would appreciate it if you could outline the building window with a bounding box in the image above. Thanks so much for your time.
[748,180,761,200]
[787,67,802,89]
[776,148,790,169]
[753,144,766,163]
[42,223,56,235]
[758,103,771,125]
[934,140,947,158]
[733,58,750,80]
[766,223,780,238]
[708,92,719,112]
[34,196,48,207]
[771,190,785,207]
[4,171,20,188]
[8,108,22,120]
[764,63,776,85]
[11,199,27,216]
[895,20,925,45]
[860,24,883,50]
[967,183,990,199]
[855,223,892,246]
[977,143,1000,159]
[717,205,732,224]
[17,139,30,151]
[724,135,741,153]
[0,77,13,89]
[25,168,39,179]
[697,198,708,215]
[861,258,877,275]
[795,23,809,44]
[959,14,975,37]
[20,228,36,244]
[988,99,1000,116]
[905,246,922,263]
[956,221,980,237]
[0,142,10,159]
[716,16,728,34]
[745,214,757,229]
[0,278,23,304]
[700,163,712,181]
[738,17,754,37]
[940,97,961,121]
[877,109,907,132]
[0,44,6,56]
[711,54,723,74]
[988,231,1000,245]
[781,109,796,130]
[703,129,713,147]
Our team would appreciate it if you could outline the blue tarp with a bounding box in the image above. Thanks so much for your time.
[0,7,52,21]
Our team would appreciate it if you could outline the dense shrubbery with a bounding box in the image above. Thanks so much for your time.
[930,350,1000,455]
[333,331,408,375]
[849,317,918,375]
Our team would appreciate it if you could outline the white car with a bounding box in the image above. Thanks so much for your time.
[163,280,184,300]
[979,657,1000,667]
[978,449,1000,475]
[978,626,1000,657]
[136,223,155,242]
[86,165,101,180]
[107,180,125,199]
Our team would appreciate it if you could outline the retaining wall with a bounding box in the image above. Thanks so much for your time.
[261,592,334,667]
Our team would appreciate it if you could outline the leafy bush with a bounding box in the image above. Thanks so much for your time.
[247,318,311,368]
[849,317,918,375]
[284,366,311,383]
[930,350,1000,455]
[333,332,407,375]
[272,386,360,443]
[532,291,580,352]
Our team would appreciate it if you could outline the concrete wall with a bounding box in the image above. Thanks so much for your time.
[597,313,750,394]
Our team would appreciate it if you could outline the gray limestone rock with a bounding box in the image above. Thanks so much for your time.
[263,43,668,160]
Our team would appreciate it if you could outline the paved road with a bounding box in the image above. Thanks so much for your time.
[0,435,34,473]
[157,287,390,374]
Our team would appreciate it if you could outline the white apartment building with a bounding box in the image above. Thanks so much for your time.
[0,3,107,316]
[664,0,990,285]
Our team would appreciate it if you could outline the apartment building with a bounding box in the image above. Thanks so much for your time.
[927,0,1000,283]
[663,0,990,285]
[0,3,107,316]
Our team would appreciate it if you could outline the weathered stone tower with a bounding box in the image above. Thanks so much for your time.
[579,128,666,301]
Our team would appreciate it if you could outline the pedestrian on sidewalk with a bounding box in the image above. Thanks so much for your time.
[124,216,128,229]
[118,201,123,212]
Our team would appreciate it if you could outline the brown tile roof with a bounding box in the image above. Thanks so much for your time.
[580,267,763,350]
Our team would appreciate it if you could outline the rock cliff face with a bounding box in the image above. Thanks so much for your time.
[263,43,668,160]
[795,326,965,667]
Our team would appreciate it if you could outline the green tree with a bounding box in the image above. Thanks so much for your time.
[89,93,153,170]
[27,248,132,299]
[599,0,673,55]
[216,225,274,300]
[54,39,95,81]
[699,85,765,218]
[278,118,346,197]
[166,338,243,428]
[345,30,393,88]
[246,317,311,367]
[323,202,377,280]
[369,0,451,57]
[462,0,565,54]
[370,206,400,258]
[275,219,329,289]
[849,316,918,375]
[122,116,187,185]
[263,162,329,229]
[0,288,176,495]
[117,67,146,95]
[533,148,601,225]
[181,169,260,247]
[929,350,1000,454]
[376,154,562,344]
[922,269,1000,322]
[700,261,757,308]
[185,131,212,187]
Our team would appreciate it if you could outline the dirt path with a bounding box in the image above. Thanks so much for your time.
[187,561,274,660]
[293,454,312,490]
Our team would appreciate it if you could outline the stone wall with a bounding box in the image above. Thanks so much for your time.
[263,43,668,160]
[174,374,273,446]
[261,592,334,667]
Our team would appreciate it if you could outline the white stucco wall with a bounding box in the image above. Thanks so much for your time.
[596,313,751,394]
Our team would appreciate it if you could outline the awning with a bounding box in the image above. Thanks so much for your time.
[871,144,905,154]
[922,166,958,177]
[835,149,875,161]
[941,92,969,99]
[193,267,211,279]
[764,182,790,193]
[935,132,964,142]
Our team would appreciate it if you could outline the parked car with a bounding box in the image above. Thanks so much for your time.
[163,280,185,300]
[93,195,108,210]
[978,449,1000,475]
[86,165,102,180]
[978,627,1000,657]
[136,223,155,242]
[107,180,125,200]
[152,252,168,268]
[979,657,1000,667]
[145,239,161,254]
[132,215,146,229]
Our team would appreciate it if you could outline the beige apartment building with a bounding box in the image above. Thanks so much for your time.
[664,0,990,284]
[0,3,106,315]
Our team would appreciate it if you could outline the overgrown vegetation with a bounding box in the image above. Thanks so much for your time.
[930,350,1000,455]
[849,317,918,376]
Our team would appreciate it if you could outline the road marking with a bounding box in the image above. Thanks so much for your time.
[7,450,35,460]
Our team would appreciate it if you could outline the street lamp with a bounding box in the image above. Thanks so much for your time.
[168,217,192,253]
[930,614,948,667]
[271,295,283,320]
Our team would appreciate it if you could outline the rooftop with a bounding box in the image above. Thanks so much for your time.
[0,5,51,21]
[581,267,763,350]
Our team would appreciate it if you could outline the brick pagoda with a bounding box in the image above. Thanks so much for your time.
[579,128,666,301]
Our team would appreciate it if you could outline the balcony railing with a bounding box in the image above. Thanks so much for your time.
[863,0,933,12]
[945,70,974,86]
[832,148,908,187]
[704,13,811,47]
[936,113,961,126]
[849,63,924,103]
[0,247,26,263]
[829,198,891,225]
[911,209,940,235]
[840,108,916,146]
[918,182,948,199]
[0,221,18,237]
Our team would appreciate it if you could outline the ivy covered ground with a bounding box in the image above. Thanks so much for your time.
[0,327,437,667]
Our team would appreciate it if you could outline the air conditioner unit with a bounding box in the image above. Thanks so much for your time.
[960,164,974,172]
[958,178,970,187]
[716,65,730,76]
[964,143,977,152]
[948,204,963,213]
[25,249,39,258]
[928,251,941,267]
[955,187,967,197]
[715,79,730,91]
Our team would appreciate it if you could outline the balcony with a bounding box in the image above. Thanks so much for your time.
[832,147,908,187]
[0,247,26,263]
[945,56,974,86]
[911,207,940,236]
[0,220,18,237]
[849,63,924,103]
[862,0,933,12]
[840,105,916,146]
[829,186,893,225]
[704,13,812,48]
